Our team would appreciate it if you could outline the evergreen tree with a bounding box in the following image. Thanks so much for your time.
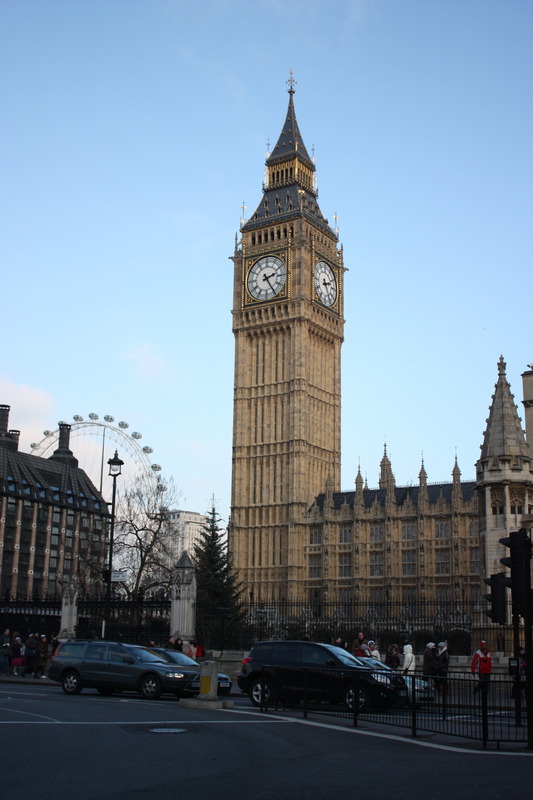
[193,505,242,619]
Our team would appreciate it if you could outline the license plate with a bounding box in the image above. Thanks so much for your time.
[219,681,230,687]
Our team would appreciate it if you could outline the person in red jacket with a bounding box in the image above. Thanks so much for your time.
[471,640,492,697]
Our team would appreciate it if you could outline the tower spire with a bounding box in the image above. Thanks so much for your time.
[478,355,529,467]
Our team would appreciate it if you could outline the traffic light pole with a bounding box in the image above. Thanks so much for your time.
[522,543,533,750]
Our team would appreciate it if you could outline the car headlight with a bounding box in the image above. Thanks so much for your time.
[373,673,393,685]
[165,671,186,679]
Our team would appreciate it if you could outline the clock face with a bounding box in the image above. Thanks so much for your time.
[315,261,337,306]
[247,256,286,301]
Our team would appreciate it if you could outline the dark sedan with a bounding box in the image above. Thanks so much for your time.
[149,648,233,696]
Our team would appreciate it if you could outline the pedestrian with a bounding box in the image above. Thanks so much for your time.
[368,640,381,661]
[187,641,197,660]
[10,637,24,675]
[402,643,415,675]
[24,632,39,678]
[353,632,371,657]
[195,640,205,658]
[49,633,60,656]
[402,643,416,705]
[423,642,437,683]
[471,640,492,697]
[36,635,49,678]
[174,638,184,652]
[435,641,450,696]
[1,628,11,675]
[385,644,401,670]
[334,636,347,649]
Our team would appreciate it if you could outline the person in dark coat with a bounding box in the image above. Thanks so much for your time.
[423,642,438,684]
[24,633,39,678]
[435,641,450,696]
[385,644,401,670]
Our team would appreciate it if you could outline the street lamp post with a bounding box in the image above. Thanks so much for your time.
[104,450,124,638]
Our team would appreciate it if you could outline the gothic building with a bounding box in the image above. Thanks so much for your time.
[228,81,533,604]
[0,405,109,598]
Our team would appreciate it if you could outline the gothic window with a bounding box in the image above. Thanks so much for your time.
[402,522,416,540]
[435,548,451,575]
[510,493,523,515]
[309,554,322,578]
[369,587,384,608]
[370,524,384,542]
[491,489,504,515]
[435,521,450,539]
[338,552,352,578]
[436,585,451,606]
[309,528,322,545]
[339,527,352,543]
[370,550,383,577]
[339,589,353,614]
[402,549,417,576]
[469,546,480,574]
[402,587,417,609]
[469,519,479,537]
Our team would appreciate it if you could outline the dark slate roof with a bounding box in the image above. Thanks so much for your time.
[266,91,314,170]
[243,184,333,234]
[242,89,336,238]
[0,446,108,513]
[311,481,477,513]
[479,356,529,462]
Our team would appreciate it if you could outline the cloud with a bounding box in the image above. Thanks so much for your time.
[124,342,166,378]
[0,379,55,450]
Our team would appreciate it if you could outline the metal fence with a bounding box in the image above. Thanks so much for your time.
[197,599,513,654]
[254,666,532,750]
[76,598,171,645]
[0,598,62,639]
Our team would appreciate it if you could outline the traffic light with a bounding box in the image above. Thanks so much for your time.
[499,528,531,617]
[484,572,508,624]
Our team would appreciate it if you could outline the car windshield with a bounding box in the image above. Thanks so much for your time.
[357,657,391,670]
[152,649,199,667]
[128,647,172,664]
[320,644,369,668]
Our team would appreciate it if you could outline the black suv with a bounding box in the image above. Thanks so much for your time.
[238,640,407,710]
[49,640,218,699]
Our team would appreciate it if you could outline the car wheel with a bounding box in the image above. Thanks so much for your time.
[249,678,276,707]
[139,674,162,699]
[62,670,82,695]
[343,684,370,711]
[97,687,113,696]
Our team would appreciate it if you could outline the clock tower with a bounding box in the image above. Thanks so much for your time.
[229,78,345,601]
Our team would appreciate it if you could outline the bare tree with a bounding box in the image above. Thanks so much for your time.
[112,474,182,598]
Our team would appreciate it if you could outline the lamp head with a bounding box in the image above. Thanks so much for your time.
[108,450,124,477]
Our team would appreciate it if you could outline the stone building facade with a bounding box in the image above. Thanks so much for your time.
[0,405,109,598]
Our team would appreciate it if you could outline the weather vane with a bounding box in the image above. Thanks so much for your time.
[287,69,296,94]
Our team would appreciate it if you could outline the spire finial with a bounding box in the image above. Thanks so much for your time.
[240,200,246,227]
[287,69,296,95]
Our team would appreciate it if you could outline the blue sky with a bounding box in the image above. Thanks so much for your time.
[1,0,531,523]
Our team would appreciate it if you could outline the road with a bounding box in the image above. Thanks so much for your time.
[0,682,530,800]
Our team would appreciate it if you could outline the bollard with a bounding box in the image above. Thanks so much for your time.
[199,660,219,701]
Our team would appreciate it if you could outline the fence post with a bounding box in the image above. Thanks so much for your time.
[170,552,196,641]
[59,578,79,639]
[410,675,417,737]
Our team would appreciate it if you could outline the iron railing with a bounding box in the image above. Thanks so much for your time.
[197,599,513,654]
[253,665,532,750]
